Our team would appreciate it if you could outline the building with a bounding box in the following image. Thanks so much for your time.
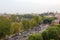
[53,13,60,25]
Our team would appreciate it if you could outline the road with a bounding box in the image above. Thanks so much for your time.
[8,24,49,40]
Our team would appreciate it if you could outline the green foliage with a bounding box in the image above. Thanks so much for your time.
[42,30,49,40]
[50,39,55,40]
[10,15,17,22]
[0,16,11,38]
[30,19,37,27]
[57,24,60,28]
[22,19,31,30]
[28,25,60,40]
[21,16,42,31]
[10,22,21,34]
[48,27,59,40]
[46,17,56,24]
[0,15,43,39]
[28,34,43,40]
[33,16,42,24]
[48,17,56,21]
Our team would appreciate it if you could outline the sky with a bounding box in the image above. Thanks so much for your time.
[0,0,60,14]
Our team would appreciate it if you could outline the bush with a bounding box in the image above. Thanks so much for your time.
[28,34,43,40]
[28,25,60,40]
[42,30,49,40]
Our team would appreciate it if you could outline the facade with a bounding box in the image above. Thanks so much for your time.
[53,19,59,25]
[53,13,60,25]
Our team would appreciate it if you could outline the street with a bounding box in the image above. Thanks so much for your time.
[8,24,49,40]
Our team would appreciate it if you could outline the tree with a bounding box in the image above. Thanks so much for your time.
[28,34,43,40]
[0,16,11,39]
[33,16,42,25]
[10,22,21,34]
[48,27,59,40]
[43,17,56,24]
[10,15,17,22]
[22,19,30,30]
[42,30,49,40]
[28,23,60,40]
[30,19,37,27]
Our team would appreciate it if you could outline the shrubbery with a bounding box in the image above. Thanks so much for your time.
[28,25,60,40]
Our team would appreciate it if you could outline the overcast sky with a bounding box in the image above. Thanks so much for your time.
[0,0,60,14]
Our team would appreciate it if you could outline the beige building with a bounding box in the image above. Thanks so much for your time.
[53,13,60,25]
